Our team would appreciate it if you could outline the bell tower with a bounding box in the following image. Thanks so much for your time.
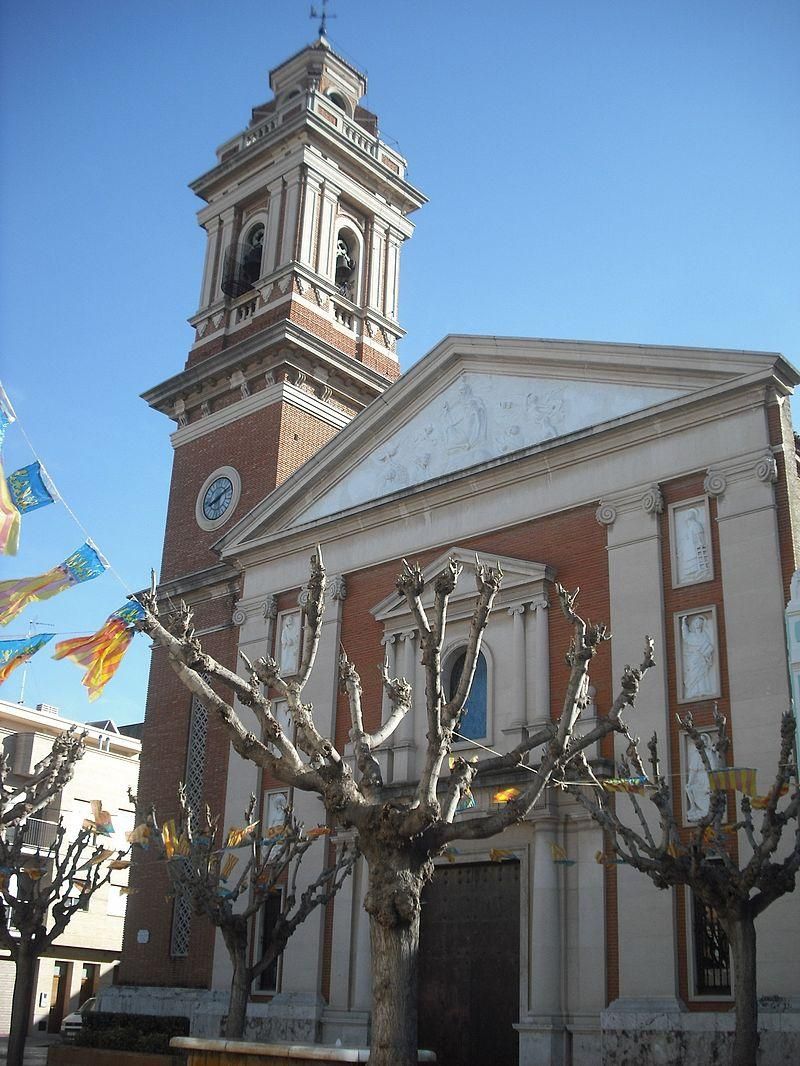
[120,37,425,989]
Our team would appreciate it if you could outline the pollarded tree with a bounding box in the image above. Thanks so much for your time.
[137,550,656,1066]
[0,730,127,1066]
[567,705,800,1066]
[129,786,357,1039]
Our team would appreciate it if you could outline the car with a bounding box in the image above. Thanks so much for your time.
[60,996,96,1040]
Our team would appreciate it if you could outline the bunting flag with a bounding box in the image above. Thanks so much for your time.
[108,859,131,871]
[0,459,21,556]
[0,542,108,627]
[52,600,145,701]
[493,787,521,804]
[549,842,576,866]
[751,785,790,810]
[456,788,476,812]
[602,777,648,794]
[119,886,137,896]
[489,848,515,862]
[78,848,115,870]
[7,462,54,514]
[442,846,461,863]
[0,396,14,449]
[126,823,152,849]
[708,767,758,797]
[161,820,190,859]
[82,800,115,837]
[225,822,260,849]
[0,633,55,684]
[221,854,239,881]
[595,849,624,867]
[264,824,286,839]
[306,825,331,839]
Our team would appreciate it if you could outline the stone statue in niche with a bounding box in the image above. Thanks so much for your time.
[265,790,288,829]
[681,613,716,699]
[443,379,487,454]
[279,613,301,676]
[685,733,720,821]
[526,384,566,440]
[675,505,711,583]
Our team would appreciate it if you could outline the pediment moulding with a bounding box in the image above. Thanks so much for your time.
[371,548,555,626]
[231,593,279,627]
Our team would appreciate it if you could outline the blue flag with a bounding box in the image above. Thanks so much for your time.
[6,462,54,514]
[0,633,55,684]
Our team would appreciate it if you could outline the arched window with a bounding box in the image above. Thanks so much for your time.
[327,91,350,114]
[446,649,488,741]
[335,229,357,299]
[221,222,265,298]
[241,223,265,286]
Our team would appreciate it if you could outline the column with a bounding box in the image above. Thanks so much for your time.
[367,219,387,312]
[598,484,680,1009]
[503,604,527,746]
[526,596,550,729]
[518,819,566,1065]
[376,633,398,781]
[263,178,284,275]
[393,629,417,782]
[315,181,341,281]
[279,174,302,266]
[297,171,323,267]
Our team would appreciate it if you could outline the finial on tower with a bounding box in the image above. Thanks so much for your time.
[310,0,336,40]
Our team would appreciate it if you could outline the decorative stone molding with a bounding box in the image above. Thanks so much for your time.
[329,574,348,601]
[200,400,211,418]
[641,483,664,515]
[703,469,727,497]
[293,369,307,389]
[264,370,276,386]
[297,587,311,609]
[174,399,188,429]
[317,384,333,402]
[212,311,225,330]
[754,451,778,484]
[507,604,526,618]
[528,595,549,612]
[232,603,247,626]
[596,502,617,526]
[263,595,278,621]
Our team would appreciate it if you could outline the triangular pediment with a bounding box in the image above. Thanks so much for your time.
[371,547,555,624]
[218,335,792,556]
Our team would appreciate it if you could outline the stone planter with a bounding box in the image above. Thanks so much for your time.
[48,1046,183,1066]
[171,1037,436,1065]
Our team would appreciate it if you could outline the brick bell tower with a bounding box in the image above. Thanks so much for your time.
[119,36,425,988]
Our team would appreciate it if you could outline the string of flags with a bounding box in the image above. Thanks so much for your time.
[0,381,144,702]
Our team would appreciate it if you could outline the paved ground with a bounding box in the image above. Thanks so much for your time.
[0,1032,60,1065]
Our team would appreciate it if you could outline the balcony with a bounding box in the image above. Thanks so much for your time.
[7,817,60,851]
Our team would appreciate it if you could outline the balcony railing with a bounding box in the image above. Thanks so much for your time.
[7,817,60,851]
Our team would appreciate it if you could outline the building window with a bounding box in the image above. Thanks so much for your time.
[79,963,98,1006]
[692,893,731,995]
[335,229,358,299]
[258,888,285,992]
[222,222,265,297]
[446,649,488,741]
[327,91,350,114]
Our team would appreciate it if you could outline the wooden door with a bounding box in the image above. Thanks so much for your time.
[47,960,71,1032]
[418,861,520,1066]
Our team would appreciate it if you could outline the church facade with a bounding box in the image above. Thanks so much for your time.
[114,35,800,1066]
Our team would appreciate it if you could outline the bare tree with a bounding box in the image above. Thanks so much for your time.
[137,550,655,1066]
[129,786,357,1038]
[0,730,126,1066]
[567,705,799,1066]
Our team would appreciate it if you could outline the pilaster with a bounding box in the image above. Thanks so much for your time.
[596,481,680,1004]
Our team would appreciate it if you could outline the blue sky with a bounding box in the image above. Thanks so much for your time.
[0,0,798,725]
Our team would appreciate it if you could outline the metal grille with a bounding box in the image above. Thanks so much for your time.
[693,894,731,995]
[184,698,208,830]
[169,698,208,958]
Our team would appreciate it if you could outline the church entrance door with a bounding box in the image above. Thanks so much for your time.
[418,860,520,1066]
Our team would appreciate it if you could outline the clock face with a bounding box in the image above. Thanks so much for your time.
[202,476,234,521]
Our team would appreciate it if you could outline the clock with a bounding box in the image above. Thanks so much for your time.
[202,476,234,521]
[195,466,241,530]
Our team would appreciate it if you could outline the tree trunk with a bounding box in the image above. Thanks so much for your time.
[222,920,250,1040]
[369,910,421,1066]
[7,943,37,1066]
[726,912,759,1066]
[364,850,431,1066]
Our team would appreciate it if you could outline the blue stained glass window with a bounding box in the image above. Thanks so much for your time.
[449,650,487,740]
